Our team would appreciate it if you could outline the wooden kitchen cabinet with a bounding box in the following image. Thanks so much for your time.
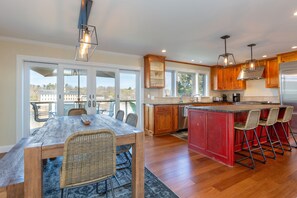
[144,104,178,135]
[265,58,279,88]
[211,65,246,90]
[144,54,166,88]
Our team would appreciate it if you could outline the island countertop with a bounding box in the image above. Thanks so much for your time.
[188,104,286,113]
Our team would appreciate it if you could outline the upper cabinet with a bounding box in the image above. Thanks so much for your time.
[144,54,166,88]
[265,58,279,88]
[211,65,246,91]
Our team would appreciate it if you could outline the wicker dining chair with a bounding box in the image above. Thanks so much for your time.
[116,113,138,169]
[60,129,116,198]
[115,110,125,121]
[68,108,87,116]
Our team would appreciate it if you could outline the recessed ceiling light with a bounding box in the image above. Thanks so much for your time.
[161,49,166,53]
[199,61,202,63]
[191,59,195,62]
[294,11,297,16]
[292,46,297,49]
[229,62,233,65]
[262,55,267,58]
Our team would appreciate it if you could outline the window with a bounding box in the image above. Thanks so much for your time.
[177,72,195,96]
[198,74,206,96]
[164,71,173,96]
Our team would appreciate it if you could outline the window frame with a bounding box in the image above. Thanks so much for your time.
[164,67,209,97]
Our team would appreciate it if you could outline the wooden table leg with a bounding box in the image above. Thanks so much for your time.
[24,143,42,198]
[132,132,144,198]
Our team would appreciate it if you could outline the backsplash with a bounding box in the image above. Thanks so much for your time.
[144,88,280,104]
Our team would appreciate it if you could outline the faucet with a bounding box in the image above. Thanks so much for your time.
[179,95,184,103]
[192,94,201,102]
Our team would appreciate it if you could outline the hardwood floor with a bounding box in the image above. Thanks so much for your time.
[144,135,297,198]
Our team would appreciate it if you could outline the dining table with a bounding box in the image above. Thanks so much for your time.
[24,114,144,198]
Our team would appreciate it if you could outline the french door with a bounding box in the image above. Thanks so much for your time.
[24,61,140,136]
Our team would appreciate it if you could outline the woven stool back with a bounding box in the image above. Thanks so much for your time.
[126,113,138,127]
[68,108,87,116]
[115,110,125,121]
[244,109,261,130]
[266,108,280,126]
[281,106,294,123]
[60,129,116,188]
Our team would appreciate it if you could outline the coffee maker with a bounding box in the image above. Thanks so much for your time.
[233,93,240,102]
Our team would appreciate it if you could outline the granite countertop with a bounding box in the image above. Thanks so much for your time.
[188,104,287,113]
[143,101,231,105]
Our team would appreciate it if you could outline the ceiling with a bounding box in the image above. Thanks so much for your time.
[0,0,296,65]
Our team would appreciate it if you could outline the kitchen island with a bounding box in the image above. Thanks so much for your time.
[188,104,288,166]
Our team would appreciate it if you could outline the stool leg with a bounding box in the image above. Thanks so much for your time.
[288,122,297,148]
[263,125,277,159]
[253,129,266,163]
[243,130,256,169]
[281,122,292,151]
[271,124,284,155]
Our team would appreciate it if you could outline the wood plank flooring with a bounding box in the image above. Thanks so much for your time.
[144,135,297,198]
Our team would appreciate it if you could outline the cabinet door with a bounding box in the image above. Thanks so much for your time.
[217,67,224,90]
[144,105,155,136]
[206,112,228,157]
[154,106,173,134]
[265,58,279,88]
[172,105,179,132]
[233,65,246,90]
[188,110,206,150]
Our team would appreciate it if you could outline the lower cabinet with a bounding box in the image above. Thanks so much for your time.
[144,104,178,135]
[188,109,233,164]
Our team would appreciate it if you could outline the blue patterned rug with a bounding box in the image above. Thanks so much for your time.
[43,155,179,198]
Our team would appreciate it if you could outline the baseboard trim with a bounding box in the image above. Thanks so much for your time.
[0,145,14,153]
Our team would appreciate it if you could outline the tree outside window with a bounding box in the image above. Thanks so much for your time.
[177,72,195,96]
[198,74,206,96]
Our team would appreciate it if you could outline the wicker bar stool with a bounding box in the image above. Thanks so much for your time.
[234,109,266,169]
[277,106,296,151]
[258,108,284,159]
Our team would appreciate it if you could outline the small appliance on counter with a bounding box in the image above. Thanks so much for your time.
[233,93,240,102]
[222,94,227,102]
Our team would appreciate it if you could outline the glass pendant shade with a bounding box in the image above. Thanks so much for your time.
[75,24,98,62]
[217,35,236,67]
[245,44,257,71]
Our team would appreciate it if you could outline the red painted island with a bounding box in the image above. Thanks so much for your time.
[188,105,289,167]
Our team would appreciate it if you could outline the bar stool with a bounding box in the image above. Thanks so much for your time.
[277,106,296,151]
[258,108,284,159]
[234,109,266,169]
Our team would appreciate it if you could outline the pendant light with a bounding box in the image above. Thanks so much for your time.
[246,44,257,71]
[217,35,236,67]
[74,0,98,62]
[75,24,98,62]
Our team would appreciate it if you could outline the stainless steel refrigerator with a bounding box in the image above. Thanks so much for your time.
[279,61,297,132]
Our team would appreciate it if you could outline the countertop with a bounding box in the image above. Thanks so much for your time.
[143,101,231,105]
[188,104,287,113]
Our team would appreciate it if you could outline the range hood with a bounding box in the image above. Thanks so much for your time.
[237,66,265,80]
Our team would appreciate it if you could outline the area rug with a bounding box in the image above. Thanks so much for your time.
[171,130,188,141]
[43,154,179,198]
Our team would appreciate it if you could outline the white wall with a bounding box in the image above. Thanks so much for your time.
[0,37,142,150]
[244,79,278,96]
